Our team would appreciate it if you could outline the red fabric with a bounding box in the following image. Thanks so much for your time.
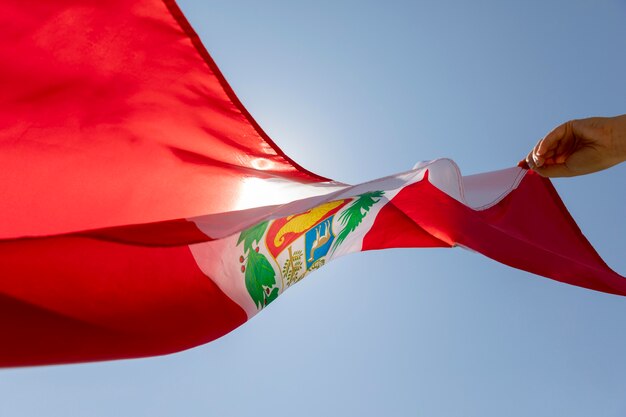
[384,171,625,295]
[363,199,451,250]
[0,0,326,239]
[0,236,246,367]
[0,0,296,367]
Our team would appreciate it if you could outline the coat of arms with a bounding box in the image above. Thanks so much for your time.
[237,191,384,310]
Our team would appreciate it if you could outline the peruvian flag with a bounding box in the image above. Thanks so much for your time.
[0,0,622,367]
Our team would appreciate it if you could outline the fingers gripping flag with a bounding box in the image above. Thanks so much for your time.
[0,0,623,366]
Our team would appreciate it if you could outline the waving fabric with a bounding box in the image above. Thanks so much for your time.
[0,0,622,367]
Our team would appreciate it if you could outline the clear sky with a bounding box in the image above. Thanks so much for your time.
[2,1,626,416]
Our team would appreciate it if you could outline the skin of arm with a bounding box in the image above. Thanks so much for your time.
[525,114,626,177]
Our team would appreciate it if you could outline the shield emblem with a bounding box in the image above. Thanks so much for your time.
[264,199,349,286]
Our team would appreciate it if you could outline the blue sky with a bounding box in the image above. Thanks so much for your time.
[2,1,626,416]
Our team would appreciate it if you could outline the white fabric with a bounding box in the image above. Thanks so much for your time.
[189,160,527,318]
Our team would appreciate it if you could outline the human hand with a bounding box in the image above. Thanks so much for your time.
[524,114,626,177]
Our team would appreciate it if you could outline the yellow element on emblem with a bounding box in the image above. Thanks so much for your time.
[274,200,345,248]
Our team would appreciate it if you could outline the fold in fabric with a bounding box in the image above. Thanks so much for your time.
[0,0,622,366]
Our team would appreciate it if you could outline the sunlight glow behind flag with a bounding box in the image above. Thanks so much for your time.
[0,0,623,367]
